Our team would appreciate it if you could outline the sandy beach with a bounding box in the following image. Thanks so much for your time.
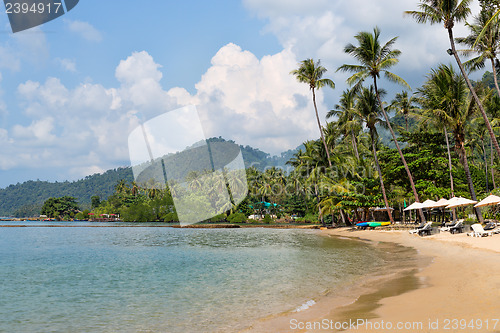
[244,227,500,333]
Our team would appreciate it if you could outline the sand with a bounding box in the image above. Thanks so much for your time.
[243,227,500,333]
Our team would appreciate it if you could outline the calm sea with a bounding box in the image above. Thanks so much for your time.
[0,224,388,332]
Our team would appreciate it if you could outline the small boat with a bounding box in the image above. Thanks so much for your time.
[368,222,390,228]
[356,222,370,228]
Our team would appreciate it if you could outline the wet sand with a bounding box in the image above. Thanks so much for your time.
[244,227,500,333]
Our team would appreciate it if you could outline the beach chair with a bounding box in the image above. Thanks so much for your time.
[483,222,500,234]
[409,221,432,235]
[440,219,463,232]
[484,222,497,231]
[449,221,464,234]
[467,224,492,237]
[417,222,433,236]
[409,221,425,233]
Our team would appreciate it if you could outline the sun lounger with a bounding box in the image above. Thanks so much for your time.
[417,222,433,236]
[449,221,464,234]
[467,224,493,237]
[484,222,498,231]
[409,221,432,235]
[440,219,464,232]
[409,221,425,233]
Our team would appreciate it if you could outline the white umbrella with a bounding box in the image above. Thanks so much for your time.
[446,197,477,209]
[428,198,450,208]
[474,194,500,208]
[404,201,423,211]
[420,199,437,209]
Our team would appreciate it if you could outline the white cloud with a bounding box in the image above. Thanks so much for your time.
[57,58,77,72]
[191,43,320,154]
[244,0,482,93]
[12,117,57,144]
[66,20,103,42]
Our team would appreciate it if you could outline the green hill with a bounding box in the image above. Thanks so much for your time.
[0,138,299,217]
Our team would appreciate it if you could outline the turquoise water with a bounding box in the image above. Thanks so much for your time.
[0,226,385,332]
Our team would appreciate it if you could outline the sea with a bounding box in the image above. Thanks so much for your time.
[0,222,413,332]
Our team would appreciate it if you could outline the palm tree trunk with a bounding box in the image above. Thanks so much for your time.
[459,141,484,223]
[448,28,500,159]
[444,127,455,195]
[312,88,332,167]
[492,137,497,189]
[351,130,360,159]
[444,127,457,222]
[491,57,500,98]
[444,126,457,221]
[482,137,489,192]
[370,131,394,224]
[373,77,425,223]
[314,182,325,226]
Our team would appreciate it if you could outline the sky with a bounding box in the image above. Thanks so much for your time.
[0,0,484,188]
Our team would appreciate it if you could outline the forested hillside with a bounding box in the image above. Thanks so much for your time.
[0,168,134,217]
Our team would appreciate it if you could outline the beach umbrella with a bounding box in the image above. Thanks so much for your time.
[474,194,500,208]
[428,198,450,208]
[420,199,437,209]
[445,197,477,208]
[403,201,423,211]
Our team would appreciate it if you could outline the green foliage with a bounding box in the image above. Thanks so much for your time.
[121,199,157,222]
[41,196,80,220]
[227,212,247,223]
[262,214,273,223]
[296,213,318,223]
[91,196,101,209]
[209,214,227,222]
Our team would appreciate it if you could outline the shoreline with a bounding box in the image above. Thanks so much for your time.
[244,227,500,333]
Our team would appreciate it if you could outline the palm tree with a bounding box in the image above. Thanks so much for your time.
[390,90,419,131]
[417,64,463,220]
[406,0,500,159]
[456,7,500,97]
[291,59,335,167]
[420,64,484,222]
[327,89,362,159]
[353,86,395,224]
[338,27,424,223]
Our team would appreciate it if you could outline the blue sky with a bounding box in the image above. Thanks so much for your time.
[0,0,484,187]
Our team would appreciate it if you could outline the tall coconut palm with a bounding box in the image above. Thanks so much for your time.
[338,27,424,223]
[420,64,483,222]
[456,8,500,97]
[327,89,362,159]
[353,86,395,224]
[406,0,500,159]
[390,90,419,131]
[417,65,462,220]
[291,59,335,167]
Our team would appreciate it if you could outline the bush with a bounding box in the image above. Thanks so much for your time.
[227,212,247,223]
[296,213,318,223]
[262,214,272,223]
[209,214,226,222]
